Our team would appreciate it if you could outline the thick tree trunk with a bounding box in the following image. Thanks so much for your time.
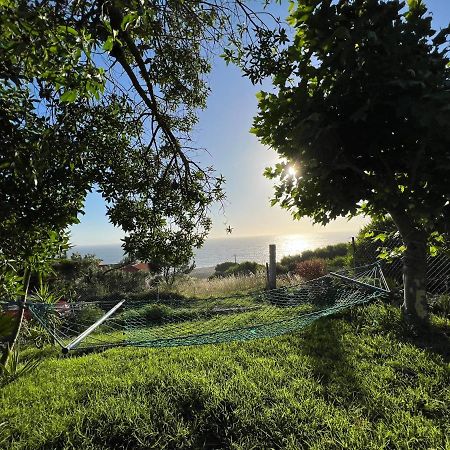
[0,270,31,367]
[402,231,428,326]
[390,211,429,327]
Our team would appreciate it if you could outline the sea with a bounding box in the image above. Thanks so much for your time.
[68,231,354,268]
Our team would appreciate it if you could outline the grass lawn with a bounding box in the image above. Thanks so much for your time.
[1,302,449,449]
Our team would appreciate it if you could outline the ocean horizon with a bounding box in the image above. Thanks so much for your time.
[68,231,354,268]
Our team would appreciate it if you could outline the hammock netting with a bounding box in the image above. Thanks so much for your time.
[2,263,390,354]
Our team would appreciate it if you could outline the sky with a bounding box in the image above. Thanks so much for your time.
[69,0,450,246]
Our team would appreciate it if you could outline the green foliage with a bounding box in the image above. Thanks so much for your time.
[1,0,254,275]
[51,254,150,300]
[0,346,40,388]
[326,255,352,272]
[0,259,23,302]
[430,295,450,318]
[120,303,205,326]
[64,305,105,333]
[68,269,149,301]
[212,261,264,278]
[278,243,351,273]
[358,215,449,261]
[238,0,450,323]
[120,304,172,325]
[0,421,7,447]
[0,85,89,259]
[214,261,238,274]
[0,315,14,343]
[0,303,448,449]
[227,261,264,276]
[20,284,65,347]
[241,0,449,241]
[53,254,101,282]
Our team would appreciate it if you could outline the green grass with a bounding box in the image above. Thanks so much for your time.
[1,303,449,450]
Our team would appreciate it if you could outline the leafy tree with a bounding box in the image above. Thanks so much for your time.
[238,0,450,327]
[1,0,269,262]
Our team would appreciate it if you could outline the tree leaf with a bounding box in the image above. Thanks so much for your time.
[59,90,78,103]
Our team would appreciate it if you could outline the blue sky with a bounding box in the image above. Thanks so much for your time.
[70,0,450,246]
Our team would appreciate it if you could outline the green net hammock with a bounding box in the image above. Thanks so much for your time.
[4,263,390,354]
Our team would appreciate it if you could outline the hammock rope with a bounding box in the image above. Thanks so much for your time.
[3,263,390,353]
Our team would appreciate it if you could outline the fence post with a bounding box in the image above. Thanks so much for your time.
[351,236,356,268]
[268,244,276,290]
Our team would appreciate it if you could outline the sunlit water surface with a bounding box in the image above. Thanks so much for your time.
[69,231,353,267]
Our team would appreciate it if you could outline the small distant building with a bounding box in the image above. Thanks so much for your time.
[122,262,154,273]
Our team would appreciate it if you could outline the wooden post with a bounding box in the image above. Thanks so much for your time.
[351,236,356,268]
[268,244,276,290]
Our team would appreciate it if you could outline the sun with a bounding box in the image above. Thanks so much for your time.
[287,165,297,177]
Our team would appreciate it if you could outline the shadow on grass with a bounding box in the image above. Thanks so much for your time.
[296,317,368,406]
[402,322,450,362]
[342,301,450,362]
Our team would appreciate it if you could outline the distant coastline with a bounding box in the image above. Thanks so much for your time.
[68,231,354,268]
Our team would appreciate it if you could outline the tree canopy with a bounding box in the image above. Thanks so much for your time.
[237,0,450,325]
[0,0,266,267]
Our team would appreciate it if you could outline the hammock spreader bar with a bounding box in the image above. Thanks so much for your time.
[62,299,125,354]
[329,270,390,293]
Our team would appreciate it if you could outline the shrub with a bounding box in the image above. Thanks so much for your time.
[293,259,327,281]
[214,262,238,275]
[326,255,351,272]
[65,305,105,332]
[279,243,350,273]
[276,262,289,275]
[225,261,264,277]
[128,290,186,305]
[211,261,264,278]
[142,304,172,323]
[430,294,450,318]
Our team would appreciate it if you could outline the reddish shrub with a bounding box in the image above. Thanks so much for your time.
[293,258,327,281]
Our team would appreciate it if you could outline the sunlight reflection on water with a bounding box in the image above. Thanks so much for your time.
[193,232,352,268]
[69,232,353,267]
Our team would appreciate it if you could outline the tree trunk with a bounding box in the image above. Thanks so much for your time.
[0,270,31,367]
[390,211,428,327]
[402,231,428,326]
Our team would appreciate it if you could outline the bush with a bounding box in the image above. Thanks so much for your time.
[293,259,327,281]
[211,261,264,278]
[225,261,264,277]
[214,262,238,275]
[326,255,351,272]
[430,294,450,318]
[276,262,289,275]
[279,243,350,273]
[65,305,105,332]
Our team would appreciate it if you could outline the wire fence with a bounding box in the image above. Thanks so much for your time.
[352,234,450,295]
